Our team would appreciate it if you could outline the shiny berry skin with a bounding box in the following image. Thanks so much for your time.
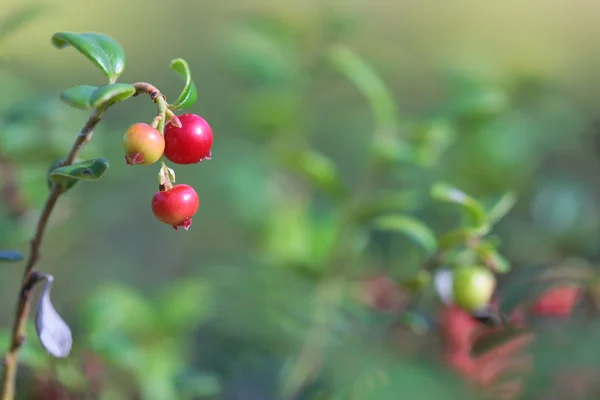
[163,114,213,164]
[122,123,165,165]
[452,266,496,312]
[151,184,199,230]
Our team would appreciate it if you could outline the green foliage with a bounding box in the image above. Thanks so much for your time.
[61,83,136,111]
[431,182,490,234]
[371,214,437,255]
[48,158,109,184]
[60,85,98,110]
[3,5,600,400]
[89,83,136,109]
[169,58,198,110]
[51,32,126,82]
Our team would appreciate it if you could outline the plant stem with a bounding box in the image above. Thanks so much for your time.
[0,107,105,400]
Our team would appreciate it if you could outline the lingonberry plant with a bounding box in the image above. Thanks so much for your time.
[221,14,600,399]
[0,31,212,399]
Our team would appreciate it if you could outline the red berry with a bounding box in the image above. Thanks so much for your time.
[163,114,213,164]
[122,123,165,165]
[530,285,581,317]
[151,184,199,230]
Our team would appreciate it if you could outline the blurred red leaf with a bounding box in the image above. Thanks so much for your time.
[530,285,582,317]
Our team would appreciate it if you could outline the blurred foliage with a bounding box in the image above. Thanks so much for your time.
[2,2,600,400]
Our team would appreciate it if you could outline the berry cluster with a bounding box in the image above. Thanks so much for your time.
[122,113,213,230]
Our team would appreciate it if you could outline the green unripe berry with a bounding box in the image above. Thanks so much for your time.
[452,265,496,312]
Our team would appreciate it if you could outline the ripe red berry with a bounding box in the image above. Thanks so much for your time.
[151,184,199,230]
[122,123,165,165]
[163,114,213,164]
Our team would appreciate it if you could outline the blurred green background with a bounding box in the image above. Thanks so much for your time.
[3,0,600,399]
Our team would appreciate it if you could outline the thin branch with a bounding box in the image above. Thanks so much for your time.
[0,107,104,400]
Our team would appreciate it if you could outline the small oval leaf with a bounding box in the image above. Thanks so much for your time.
[0,250,24,262]
[51,32,126,82]
[35,275,72,358]
[46,159,79,192]
[431,182,490,234]
[170,58,198,110]
[90,83,136,109]
[49,158,109,184]
[60,85,98,110]
[372,214,437,255]
[328,45,400,133]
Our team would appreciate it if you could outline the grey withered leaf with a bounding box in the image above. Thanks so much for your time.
[34,274,72,358]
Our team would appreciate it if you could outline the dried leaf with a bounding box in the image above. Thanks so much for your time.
[35,274,72,358]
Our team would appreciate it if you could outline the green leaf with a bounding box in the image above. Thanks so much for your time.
[329,46,408,163]
[169,58,198,109]
[46,159,79,191]
[49,158,109,185]
[51,32,126,82]
[437,228,474,251]
[372,214,437,255]
[0,250,23,262]
[60,85,98,110]
[487,191,517,225]
[431,182,490,234]
[90,83,136,109]
[329,46,399,133]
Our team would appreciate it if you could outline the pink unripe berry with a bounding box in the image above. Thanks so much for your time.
[122,123,165,165]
